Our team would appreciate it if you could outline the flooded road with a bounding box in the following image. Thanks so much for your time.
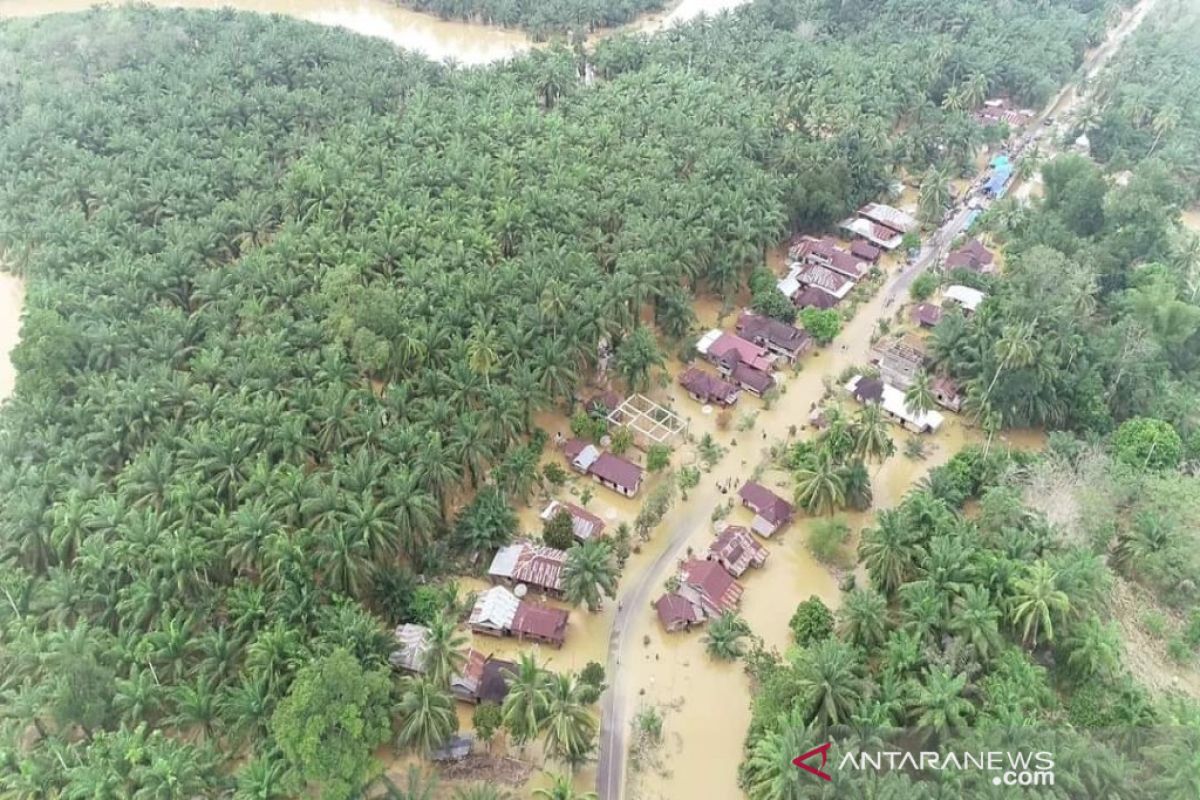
[1,0,753,64]
[0,270,23,401]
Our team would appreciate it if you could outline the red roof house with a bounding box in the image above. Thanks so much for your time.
[589,452,644,498]
[850,240,882,263]
[730,361,776,397]
[488,541,567,595]
[678,559,743,617]
[708,525,769,577]
[511,601,569,648]
[653,593,705,632]
[738,482,794,537]
[697,330,774,373]
[945,239,995,274]
[540,500,606,542]
[793,235,870,279]
[679,367,741,406]
[911,303,944,328]
[736,313,813,362]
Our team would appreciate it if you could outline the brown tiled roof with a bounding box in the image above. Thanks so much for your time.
[654,593,703,628]
[736,313,812,355]
[851,240,882,262]
[511,601,569,645]
[707,333,774,373]
[563,438,590,461]
[709,525,768,576]
[911,303,944,326]
[679,367,740,404]
[590,452,643,492]
[731,363,775,394]
[795,263,852,294]
[932,375,960,397]
[680,559,743,613]
[794,287,840,309]
[946,238,994,271]
[738,482,793,525]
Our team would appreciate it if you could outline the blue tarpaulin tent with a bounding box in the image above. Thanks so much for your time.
[983,164,1013,198]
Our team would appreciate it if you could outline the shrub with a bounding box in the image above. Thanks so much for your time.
[789,597,834,646]
[543,462,568,488]
[807,517,851,566]
[1112,417,1183,471]
[646,443,672,472]
[910,272,938,300]
[542,509,576,550]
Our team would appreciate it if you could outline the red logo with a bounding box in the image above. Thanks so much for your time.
[793,742,833,781]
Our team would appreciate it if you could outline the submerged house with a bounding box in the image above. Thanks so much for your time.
[792,235,870,280]
[708,525,769,578]
[911,302,944,328]
[945,238,995,274]
[678,367,741,407]
[736,312,813,362]
[943,285,986,315]
[654,592,706,633]
[737,482,794,537]
[869,336,927,390]
[488,540,567,596]
[678,559,743,617]
[562,438,644,497]
[932,375,963,412]
[695,329,776,396]
[845,375,944,434]
[539,499,605,543]
[469,585,569,648]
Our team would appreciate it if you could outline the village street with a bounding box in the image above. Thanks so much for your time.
[595,2,1158,797]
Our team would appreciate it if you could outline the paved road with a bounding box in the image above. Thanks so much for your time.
[594,3,1155,798]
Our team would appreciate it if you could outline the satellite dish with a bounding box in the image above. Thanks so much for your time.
[514,584,528,598]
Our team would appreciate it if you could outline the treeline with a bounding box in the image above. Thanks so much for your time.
[396,0,665,37]
[1087,0,1200,201]
[0,1,1115,796]
[739,445,1200,799]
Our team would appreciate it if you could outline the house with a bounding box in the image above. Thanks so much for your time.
[590,452,644,497]
[858,203,918,234]
[932,375,963,412]
[540,500,605,543]
[511,601,569,648]
[653,592,705,633]
[794,286,841,310]
[470,585,522,637]
[561,439,643,497]
[468,585,569,647]
[869,336,927,390]
[911,302,944,328]
[792,236,869,280]
[736,312,813,362]
[708,525,769,577]
[845,375,944,433]
[973,98,1035,128]
[792,263,854,301]
[841,216,904,250]
[450,649,488,703]
[945,239,995,274]
[679,367,741,407]
[678,559,743,617]
[850,240,882,263]
[737,482,793,537]
[729,361,776,397]
[389,624,432,673]
[944,285,986,315]
[488,541,567,595]
[695,329,774,373]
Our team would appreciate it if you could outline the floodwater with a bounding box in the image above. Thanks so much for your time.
[0,270,23,401]
[0,0,753,64]
[1183,207,1200,233]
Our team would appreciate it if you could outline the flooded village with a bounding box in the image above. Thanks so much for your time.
[0,0,1193,798]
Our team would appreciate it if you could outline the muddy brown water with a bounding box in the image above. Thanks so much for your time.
[0,0,752,64]
[0,271,23,402]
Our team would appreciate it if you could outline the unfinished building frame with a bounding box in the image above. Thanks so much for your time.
[606,393,688,447]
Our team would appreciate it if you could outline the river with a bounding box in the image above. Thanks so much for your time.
[0,0,752,65]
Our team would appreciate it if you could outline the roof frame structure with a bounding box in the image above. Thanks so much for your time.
[606,393,688,446]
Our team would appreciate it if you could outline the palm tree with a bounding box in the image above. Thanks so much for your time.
[919,166,951,226]
[851,404,894,465]
[904,372,936,418]
[859,509,924,596]
[502,653,550,748]
[396,676,457,753]
[562,540,617,612]
[949,585,1002,662]
[794,638,866,729]
[1008,561,1069,647]
[613,326,665,393]
[983,321,1037,407]
[541,672,598,771]
[908,667,973,745]
[423,612,468,688]
[742,708,810,800]
[453,785,512,800]
[703,612,752,660]
[532,774,596,800]
[1064,615,1120,680]
[838,588,888,651]
[793,453,846,516]
[838,460,873,512]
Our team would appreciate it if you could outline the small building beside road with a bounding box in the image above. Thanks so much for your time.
[737,482,794,537]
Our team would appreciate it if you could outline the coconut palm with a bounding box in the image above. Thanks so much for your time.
[851,404,894,465]
[453,785,511,800]
[541,672,598,771]
[1008,561,1069,647]
[742,708,810,800]
[423,612,468,688]
[837,588,888,651]
[1064,615,1120,680]
[909,666,973,745]
[532,774,596,800]
[501,653,550,747]
[703,612,752,661]
[949,584,1002,662]
[859,509,924,596]
[793,452,846,516]
[562,539,618,612]
[983,320,1037,406]
[794,638,866,729]
[904,371,936,418]
[396,676,457,753]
